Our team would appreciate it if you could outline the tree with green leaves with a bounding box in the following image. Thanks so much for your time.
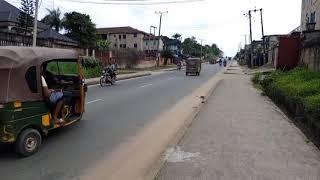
[172,33,182,41]
[96,39,111,51]
[62,12,97,47]
[182,36,200,56]
[96,39,111,65]
[182,37,222,58]
[41,8,62,32]
[17,0,34,36]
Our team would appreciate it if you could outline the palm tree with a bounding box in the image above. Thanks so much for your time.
[41,8,62,31]
[172,33,182,40]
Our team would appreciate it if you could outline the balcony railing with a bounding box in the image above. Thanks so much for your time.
[306,22,316,31]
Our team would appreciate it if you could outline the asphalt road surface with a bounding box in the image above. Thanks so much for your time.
[0,63,222,180]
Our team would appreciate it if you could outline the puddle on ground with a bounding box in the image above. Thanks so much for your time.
[164,146,200,163]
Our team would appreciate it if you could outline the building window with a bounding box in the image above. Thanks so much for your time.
[123,44,127,48]
[114,35,116,38]
[134,33,137,37]
[134,43,137,48]
[25,66,37,93]
[146,42,148,45]
[119,35,122,39]
[153,41,156,45]
[114,44,117,47]
[123,35,126,39]
[310,11,316,23]
[102,34,108,39]
[120,44,122,48]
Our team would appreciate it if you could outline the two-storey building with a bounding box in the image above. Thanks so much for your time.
[301,0,320,31]
[97,26,148,51]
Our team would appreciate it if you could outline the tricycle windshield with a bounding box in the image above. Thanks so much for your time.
[46,60,79,76]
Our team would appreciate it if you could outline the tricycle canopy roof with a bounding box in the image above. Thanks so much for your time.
[0,47,79,104]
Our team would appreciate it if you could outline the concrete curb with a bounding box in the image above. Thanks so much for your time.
[85,72,152,86]
[117,72,152,81]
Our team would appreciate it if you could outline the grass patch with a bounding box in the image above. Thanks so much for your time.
[255,68,320,116]
[47,61,174,79]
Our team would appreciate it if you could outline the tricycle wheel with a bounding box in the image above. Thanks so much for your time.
[14,128,42,157]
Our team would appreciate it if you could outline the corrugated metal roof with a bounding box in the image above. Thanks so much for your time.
[37,29,78,44]
[0,0,49,29]
[97,26,147,35]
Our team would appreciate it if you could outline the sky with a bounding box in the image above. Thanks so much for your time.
[6,0,302,56]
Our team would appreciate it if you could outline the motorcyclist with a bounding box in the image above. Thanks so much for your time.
[104,63,116,79]
[177,60,182,70]
[223,59,227,67]
[218,58,222,66]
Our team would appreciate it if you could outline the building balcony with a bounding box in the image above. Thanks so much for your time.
[306,22,316,31]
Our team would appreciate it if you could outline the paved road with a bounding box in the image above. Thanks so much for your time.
[0,63,222,180]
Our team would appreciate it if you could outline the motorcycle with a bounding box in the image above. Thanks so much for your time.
[219,61,222,66]
[100,68,116,87]
[223,60,227,67]
[177,63,182,70]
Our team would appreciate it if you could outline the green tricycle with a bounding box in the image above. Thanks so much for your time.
[0,47,87,157]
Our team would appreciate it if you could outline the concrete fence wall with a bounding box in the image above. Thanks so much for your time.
[300,47,320,70]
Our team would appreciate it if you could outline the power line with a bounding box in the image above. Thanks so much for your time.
[56,0,205,5]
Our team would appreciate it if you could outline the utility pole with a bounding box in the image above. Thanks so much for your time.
[149,25,156,55]
[259,8,266,64]
[248,10,253,68]
[242,35,247,47]
[32,0,39,47]
[155,11,168,66]
[199,39,204,60]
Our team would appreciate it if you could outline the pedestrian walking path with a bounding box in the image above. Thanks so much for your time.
[156,61,320,180]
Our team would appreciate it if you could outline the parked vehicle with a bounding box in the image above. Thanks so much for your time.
[100,67,116,86]
[0,47,87,156]
[186,58,202,76]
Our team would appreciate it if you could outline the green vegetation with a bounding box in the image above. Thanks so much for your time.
[46,58,101,79]
[47,61,78,75]
[253,68,320,117]
[182,36,222,58]
[41,8,62,31]
[82,65,103,79]
[17,0,34,36]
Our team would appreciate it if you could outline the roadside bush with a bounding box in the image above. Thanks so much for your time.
[252,72,263,84]
[259,67,320,117]
[303,94,320,115]
[80,56,101,68]
[82,65,103,79]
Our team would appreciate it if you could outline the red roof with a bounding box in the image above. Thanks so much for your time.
[97,26,147,35]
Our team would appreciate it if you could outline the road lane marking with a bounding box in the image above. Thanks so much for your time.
[140,84,153,88]
[86,99,103,104]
